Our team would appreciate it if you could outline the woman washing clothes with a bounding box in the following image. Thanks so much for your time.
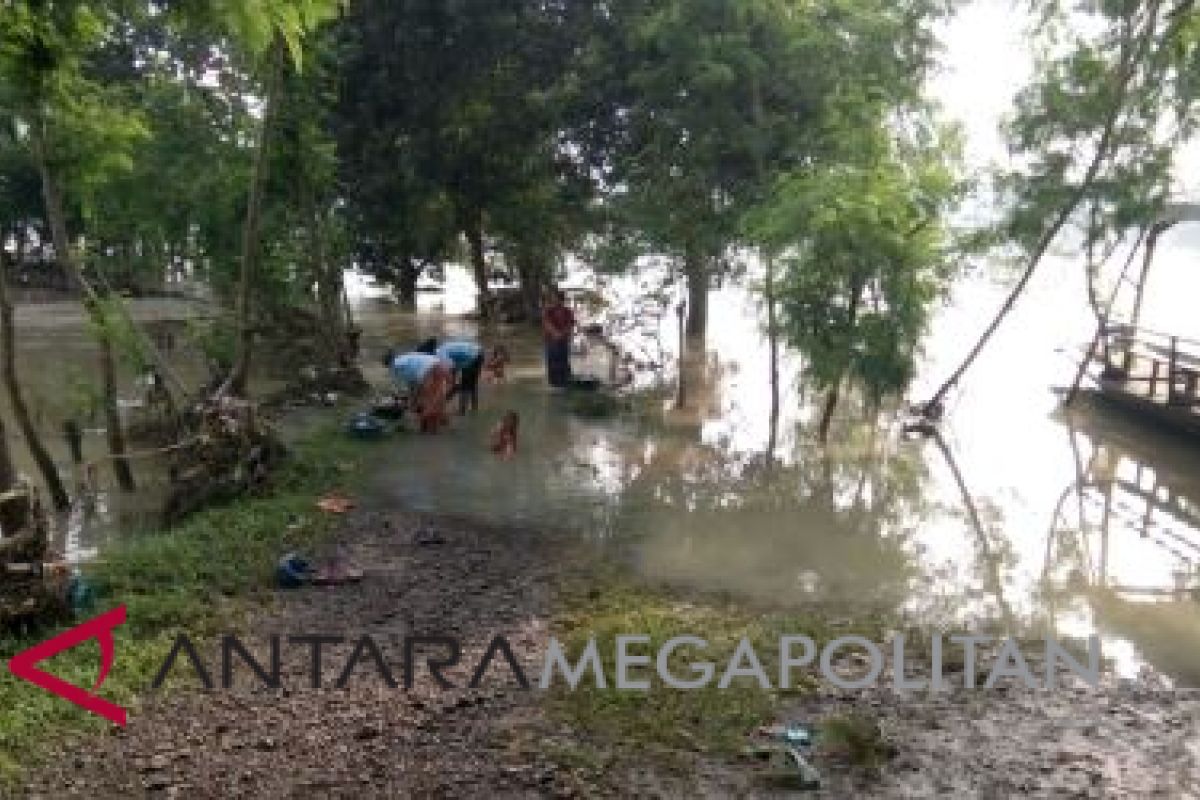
[383,348,454,432]
[417,337,486,415]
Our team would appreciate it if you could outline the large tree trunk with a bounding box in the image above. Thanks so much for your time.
[683,250,708,339]
[396,259,419,308]
[674,299,687,410]
[513,245,547,325]
[817,378,841,444]
[0,255,69,510]
[462,210,492,316]
[224,38,285,398]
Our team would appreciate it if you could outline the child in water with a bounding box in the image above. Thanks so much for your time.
[489,411,519,459]
[484,345,510,383]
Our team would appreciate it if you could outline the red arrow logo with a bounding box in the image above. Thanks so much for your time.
[7,605,127,726]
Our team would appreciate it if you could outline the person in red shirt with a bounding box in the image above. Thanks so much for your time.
[541,287,575,387]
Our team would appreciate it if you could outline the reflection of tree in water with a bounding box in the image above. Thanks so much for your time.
[925,430,1019,631]
[625,410,933,611]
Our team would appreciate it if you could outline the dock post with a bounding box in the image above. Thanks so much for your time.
[1169,336,1179,405]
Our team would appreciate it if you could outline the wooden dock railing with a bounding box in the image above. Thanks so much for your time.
[1100,323,1200,407]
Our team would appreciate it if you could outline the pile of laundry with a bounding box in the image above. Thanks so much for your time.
[276,495,365,588]
[276,545,364,588]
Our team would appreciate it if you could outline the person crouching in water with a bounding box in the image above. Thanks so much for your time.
[490,410,519,459]
[417,337,485,415]
[383,349,453,432]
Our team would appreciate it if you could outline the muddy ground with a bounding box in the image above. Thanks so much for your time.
[16,509,1200,799]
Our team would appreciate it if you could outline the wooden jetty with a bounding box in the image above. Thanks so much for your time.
[1068,202,1200,440]
[1086,324,1200,438]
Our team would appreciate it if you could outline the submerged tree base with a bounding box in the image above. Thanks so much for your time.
[161,397,289,525]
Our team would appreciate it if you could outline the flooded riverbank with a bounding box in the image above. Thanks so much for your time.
[340,254,1200,689]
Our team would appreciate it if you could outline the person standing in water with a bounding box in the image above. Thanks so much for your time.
[383,349,454,432]
[541,287,575,388]
[417,337,486,415]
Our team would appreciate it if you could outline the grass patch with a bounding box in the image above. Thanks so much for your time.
[547,569,892,759]
[0,423,379,781]
[819,711,894,768]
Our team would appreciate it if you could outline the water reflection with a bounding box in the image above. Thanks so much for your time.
[1043,401,1200,685]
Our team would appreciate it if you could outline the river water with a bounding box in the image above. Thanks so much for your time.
[344,235,1200,687]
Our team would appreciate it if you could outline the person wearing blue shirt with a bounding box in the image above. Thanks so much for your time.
[382,349,454,432]
[417,337,486,414]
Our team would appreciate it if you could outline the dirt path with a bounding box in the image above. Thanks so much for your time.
[15,508,1200,799]
[19,510,592,799]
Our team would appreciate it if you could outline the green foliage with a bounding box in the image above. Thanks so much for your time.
[334,0,602,295]
[185,318,238,368]
[62,365,103,422]
[0,2,149,204]
[998,0,1199,298]
[749,135,962,398]
[85,295,151,373]
[599,0,954,286]
[188,0,342,70]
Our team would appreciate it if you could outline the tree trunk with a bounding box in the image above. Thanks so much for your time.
[0,266,20,497]
[97,325,135,491]
[463,211,492,316]
[817,277,862,444]
[310,206,345,365]
[684,250,708,339]
[765,254,780,463]
[224,37,286,398]
[817,378,841,444]
[514,245,547,325]
[396,259,419,308]
[0,242,69,509]
[34,127,136,493]
[674,299,687,410]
